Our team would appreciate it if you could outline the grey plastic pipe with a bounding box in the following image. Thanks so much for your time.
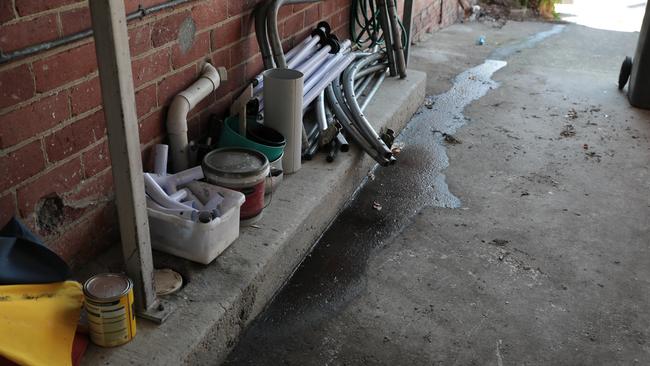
[342,54,393,158]
[264,68,304,174]
[265,0,321,68]
[167,63,226,172]
[255,2,275,69]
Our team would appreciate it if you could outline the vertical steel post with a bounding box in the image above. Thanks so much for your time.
[403,0,414,65]
[88,0,172,323]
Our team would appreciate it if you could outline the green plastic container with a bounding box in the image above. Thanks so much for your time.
[218,116,286,162]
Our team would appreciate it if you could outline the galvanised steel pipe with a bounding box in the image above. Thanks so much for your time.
[326,83,390,166]
[376,0,397,76]
[386,0,407,78]
[342,53,393,158]
[315,92,329,131]
[360,71,387,111]
[355,63,389,79]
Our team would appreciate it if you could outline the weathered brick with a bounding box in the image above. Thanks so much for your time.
[172,30,211,69]
[33,42,98,93]
[44,110,104,163]
[15,0,81,16]
[135,84,157,118]
[227,0,257,17]
[305,4,321,27]
[192,0,227,31]
[124,0,164,14]
[69,166,113,203]
[0,64,35,109]
[0,193,16,228]
[61,6,91,36]
[224,63,245,95]
[70,77,102,116]
[0,14,58,53]
[151,11,192,47]
[0,140,46,192]
[17,157,83,216]
[0,1,15,24]
[230,36,258,66]
[281,12,305,39]
[129,24,152,57]
[210,17,242,49]
[138,109,164,145]
[82,140,111,178]
[211,46,231,69]
[0,93,70,148]
[131,48,171,88]
[157,66,197,107]
[245,53,263,81]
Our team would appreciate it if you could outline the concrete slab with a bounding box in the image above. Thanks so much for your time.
[80,70,426,365]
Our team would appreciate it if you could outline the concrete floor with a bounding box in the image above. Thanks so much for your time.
[224,19,650,366]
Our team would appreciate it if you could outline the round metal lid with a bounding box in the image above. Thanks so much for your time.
[203,147,269,178]
[83,273,132,301]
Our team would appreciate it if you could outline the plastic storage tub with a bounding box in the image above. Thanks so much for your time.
[147,182,245,264]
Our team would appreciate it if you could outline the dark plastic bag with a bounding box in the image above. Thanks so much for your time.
[0,217,70,285]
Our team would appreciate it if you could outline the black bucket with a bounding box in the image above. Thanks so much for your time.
[247,123,286,147]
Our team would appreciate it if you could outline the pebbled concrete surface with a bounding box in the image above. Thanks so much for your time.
[225,19,650,366]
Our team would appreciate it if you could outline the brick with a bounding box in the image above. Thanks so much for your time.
[138,109,164,145]
[305,4,321,27]
[230,36,258,66]
[131,48,171,88]
[191,0,227,31]
[245,53,263,81]
[82,140,111,178]
[61,6,91,36]
[70,77,102,115]
[0,140,46,192]
[0,64,35,109]
[224,63,245,95]
[211,47,231,69]
[47,201,117,266]
[227,0,257,17]
[151,11,192,47]
[157,66,196,107]
[210,17,241,50]
[44,110,104,163]
[0,1,15,24]
[281,12,305,39]
[129,24,152,57]
[33,42,98,93]
[0,193,16,228]
[0,93,70,148]
[124,0,163,14]
[68,167,113,203]
[172,30,210,69]
[0,14,58,53]
[17,157,83,216]
[15,0,81,16]
[135,84,157,118]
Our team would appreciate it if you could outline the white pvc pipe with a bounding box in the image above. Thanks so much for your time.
[151,166,204,194]
[168,188,189,202]
[167,63,226,172]
[153,144,168,175]
[302,53,355,109]
[146,197,199,221]
[143,173,199,211]
[264,68,304,174]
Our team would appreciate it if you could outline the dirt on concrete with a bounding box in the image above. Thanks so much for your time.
[223,16,650,366]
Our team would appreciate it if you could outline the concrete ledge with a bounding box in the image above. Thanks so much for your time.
[80,69,426,365]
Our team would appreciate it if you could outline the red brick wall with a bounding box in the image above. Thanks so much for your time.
[0,0,458,267]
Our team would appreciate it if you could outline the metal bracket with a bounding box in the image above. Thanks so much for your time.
[137,299,176,324]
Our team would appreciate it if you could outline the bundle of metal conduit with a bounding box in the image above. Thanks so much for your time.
[251,0,404,164]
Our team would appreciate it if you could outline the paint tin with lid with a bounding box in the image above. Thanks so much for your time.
[83,273,136,347]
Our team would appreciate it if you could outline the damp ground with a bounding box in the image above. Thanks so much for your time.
[223,20,650,366]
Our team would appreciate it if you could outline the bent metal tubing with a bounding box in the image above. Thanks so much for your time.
[342,54,393,158]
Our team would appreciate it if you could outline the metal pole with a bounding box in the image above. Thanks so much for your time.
[403,0,414,65]
[88,0,173,323]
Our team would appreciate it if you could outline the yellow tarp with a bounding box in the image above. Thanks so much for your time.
[0,281,83,366]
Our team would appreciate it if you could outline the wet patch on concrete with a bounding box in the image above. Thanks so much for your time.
[489,24,565,60]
